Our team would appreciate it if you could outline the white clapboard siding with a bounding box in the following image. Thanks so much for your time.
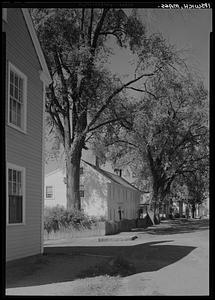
[107,183,140,221]
[4,8,44,261]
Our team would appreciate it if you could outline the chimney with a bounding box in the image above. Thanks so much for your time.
[114,168,122,177]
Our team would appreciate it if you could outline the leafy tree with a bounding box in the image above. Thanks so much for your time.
[30,8,180,210]
[94,68,209,214]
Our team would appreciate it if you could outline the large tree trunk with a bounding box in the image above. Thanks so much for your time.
[65,144,83,210]
[151,182,161,224]
[179,200,183,217]
[191,203,196,219]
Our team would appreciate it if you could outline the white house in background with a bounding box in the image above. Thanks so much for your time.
[4,8,51,261]
[45,153,142,221]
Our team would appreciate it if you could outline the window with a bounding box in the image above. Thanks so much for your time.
[7,164,25,225]
[46,186,54,199]
[80,185,84,197]
[8,62,27,132]
[80,167,83,175]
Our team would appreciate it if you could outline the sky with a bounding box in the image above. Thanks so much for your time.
[107,8,212,89]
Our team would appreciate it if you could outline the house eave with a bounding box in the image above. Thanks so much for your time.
[21,8,52,85]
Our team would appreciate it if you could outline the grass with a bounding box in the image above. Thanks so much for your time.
[71,275,122,296]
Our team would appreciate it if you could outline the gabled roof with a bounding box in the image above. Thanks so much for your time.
[45,167,64,177]
[45,159,66,176]
[21,8,51,85]
[82,160,142,192]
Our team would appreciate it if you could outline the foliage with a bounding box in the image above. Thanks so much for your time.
[30,7,187,209]
[93,67,209,208]
[44,205,95,234]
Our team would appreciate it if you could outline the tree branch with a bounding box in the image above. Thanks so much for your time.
[98,29,125,47]
[85,132,94,143]
[47,102,65,142]
[126,83,162,100]
[48,82,65,115]
[105,139,138,148]
[88,117,125,132]
[88,8,94,46]
[91,8,110,51]
[81,8,85,43]
[53,49,72,143]
[86,72,154,133]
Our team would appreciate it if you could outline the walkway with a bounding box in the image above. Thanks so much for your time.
[6,218,209,296]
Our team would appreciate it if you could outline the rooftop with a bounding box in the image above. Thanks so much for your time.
[82,160,142,192]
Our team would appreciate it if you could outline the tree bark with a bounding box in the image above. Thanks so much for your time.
[179,200,183,217]
[66,146,82,210]
[191,203,196,219]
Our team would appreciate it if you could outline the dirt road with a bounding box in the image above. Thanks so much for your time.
[6,218,209,296]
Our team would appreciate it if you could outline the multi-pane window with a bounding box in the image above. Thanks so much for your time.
[8,63,27,131]
[8,166,24,224]
[46,186,54,199]
[80,185,84,197]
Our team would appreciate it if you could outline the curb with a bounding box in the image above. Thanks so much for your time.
[98,235,138,242]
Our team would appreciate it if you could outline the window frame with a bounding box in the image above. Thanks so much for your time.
[7,62,27,133]
[45,185,54,200]
[6,162,26,226]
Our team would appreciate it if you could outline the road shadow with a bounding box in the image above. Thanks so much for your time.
[139,219,209,235]
[6,240,196,288]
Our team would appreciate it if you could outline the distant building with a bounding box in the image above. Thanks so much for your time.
[45,153,142,221]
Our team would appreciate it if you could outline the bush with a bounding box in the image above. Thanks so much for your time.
[44,205,95,234]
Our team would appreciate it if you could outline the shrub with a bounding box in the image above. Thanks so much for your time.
[44,205,95,234]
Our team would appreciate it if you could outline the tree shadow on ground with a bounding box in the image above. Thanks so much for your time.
[6,240,195,288]
[139,219,209,235]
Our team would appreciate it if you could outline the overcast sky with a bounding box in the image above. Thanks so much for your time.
[107,8,212,89]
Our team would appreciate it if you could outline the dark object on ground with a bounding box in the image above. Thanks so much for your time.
[174,213,180,218]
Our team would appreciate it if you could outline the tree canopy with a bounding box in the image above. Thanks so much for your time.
[92,66,209,209]
[31,7,191,209]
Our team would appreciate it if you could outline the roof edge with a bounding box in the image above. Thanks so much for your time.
[82,159,142,193]
[21,8,52,85]
[45,167,64,177]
